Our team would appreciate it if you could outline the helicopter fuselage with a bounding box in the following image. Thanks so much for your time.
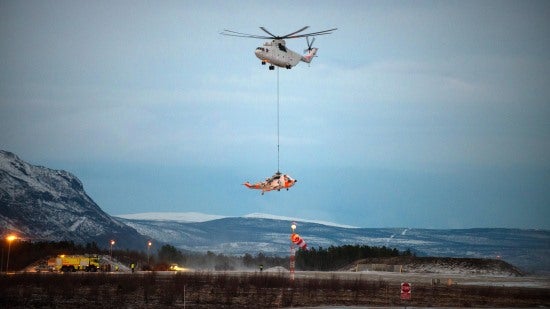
[221,26,334,70]
[254,39,305,70]
[243,172,297,194]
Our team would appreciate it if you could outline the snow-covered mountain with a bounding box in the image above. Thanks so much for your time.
[0,150,148,249]
[116,213,550,274]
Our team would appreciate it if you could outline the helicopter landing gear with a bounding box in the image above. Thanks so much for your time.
[269,65,275,70]
[261,61,266,65]
[285,65,291,69]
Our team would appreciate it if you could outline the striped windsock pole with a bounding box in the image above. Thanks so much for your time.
[290,244,295,281]
[290,222,297,281]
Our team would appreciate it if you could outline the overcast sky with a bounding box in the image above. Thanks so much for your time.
[1,0,549,229]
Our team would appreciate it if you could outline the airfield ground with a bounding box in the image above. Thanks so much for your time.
[1,270,548,308]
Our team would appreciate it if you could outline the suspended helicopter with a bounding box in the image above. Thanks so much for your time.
[220,26,337,70]
[244,171,297,195]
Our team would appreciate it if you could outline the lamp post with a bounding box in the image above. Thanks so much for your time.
[110,240,115,259]
[147,240,152,265]
[6,235,17,273]
[290,222,297,281]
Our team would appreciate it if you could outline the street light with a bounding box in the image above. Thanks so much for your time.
[6,234,17,273]
[290,222,297,281]
[147,240,152,265]
[110,240,115,259]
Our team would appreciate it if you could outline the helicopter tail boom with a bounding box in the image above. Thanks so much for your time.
[301,47,318,63]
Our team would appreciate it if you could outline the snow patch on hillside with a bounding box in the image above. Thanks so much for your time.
[115,212,227,223]
[69,217,86,232]
[244,213,358,229]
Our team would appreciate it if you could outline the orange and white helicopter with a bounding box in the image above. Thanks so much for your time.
[221,26,337,70]
[244,171,297,195]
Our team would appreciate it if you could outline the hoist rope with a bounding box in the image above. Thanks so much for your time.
[277,67,280,173]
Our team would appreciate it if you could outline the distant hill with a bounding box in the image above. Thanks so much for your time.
[117,215,550,274]
[0,150,148,250]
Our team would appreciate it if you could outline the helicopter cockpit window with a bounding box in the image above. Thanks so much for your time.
[256,47,266,52]
[278,43,287,52]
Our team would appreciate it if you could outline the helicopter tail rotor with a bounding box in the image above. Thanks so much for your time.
[304,36,316,53]
[302,36,318,66]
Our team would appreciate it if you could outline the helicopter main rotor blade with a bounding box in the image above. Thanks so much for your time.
[221,27,337,40]
[259,27,278,38]
[220,29,272,39]
[281,26,310,38]
[286,28,338,39]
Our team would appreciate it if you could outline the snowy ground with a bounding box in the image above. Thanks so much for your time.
[292,270,550,289]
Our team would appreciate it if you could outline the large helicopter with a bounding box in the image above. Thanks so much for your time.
[221,26,337,70]
[244,172,297,195]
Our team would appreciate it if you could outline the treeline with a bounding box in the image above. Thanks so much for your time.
[1,240,410,272]
[296,245,414,271]
[154,246,287,271]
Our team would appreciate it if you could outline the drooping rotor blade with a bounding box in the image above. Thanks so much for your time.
[221,29,259,36]
[220,29,272,39]
[259,27,278,38]
[221,27,337,40]
[286,28,338,39]
[220,32,270,39]
[281,26,310,38]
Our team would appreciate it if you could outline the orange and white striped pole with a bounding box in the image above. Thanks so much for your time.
[290,222,297,281]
